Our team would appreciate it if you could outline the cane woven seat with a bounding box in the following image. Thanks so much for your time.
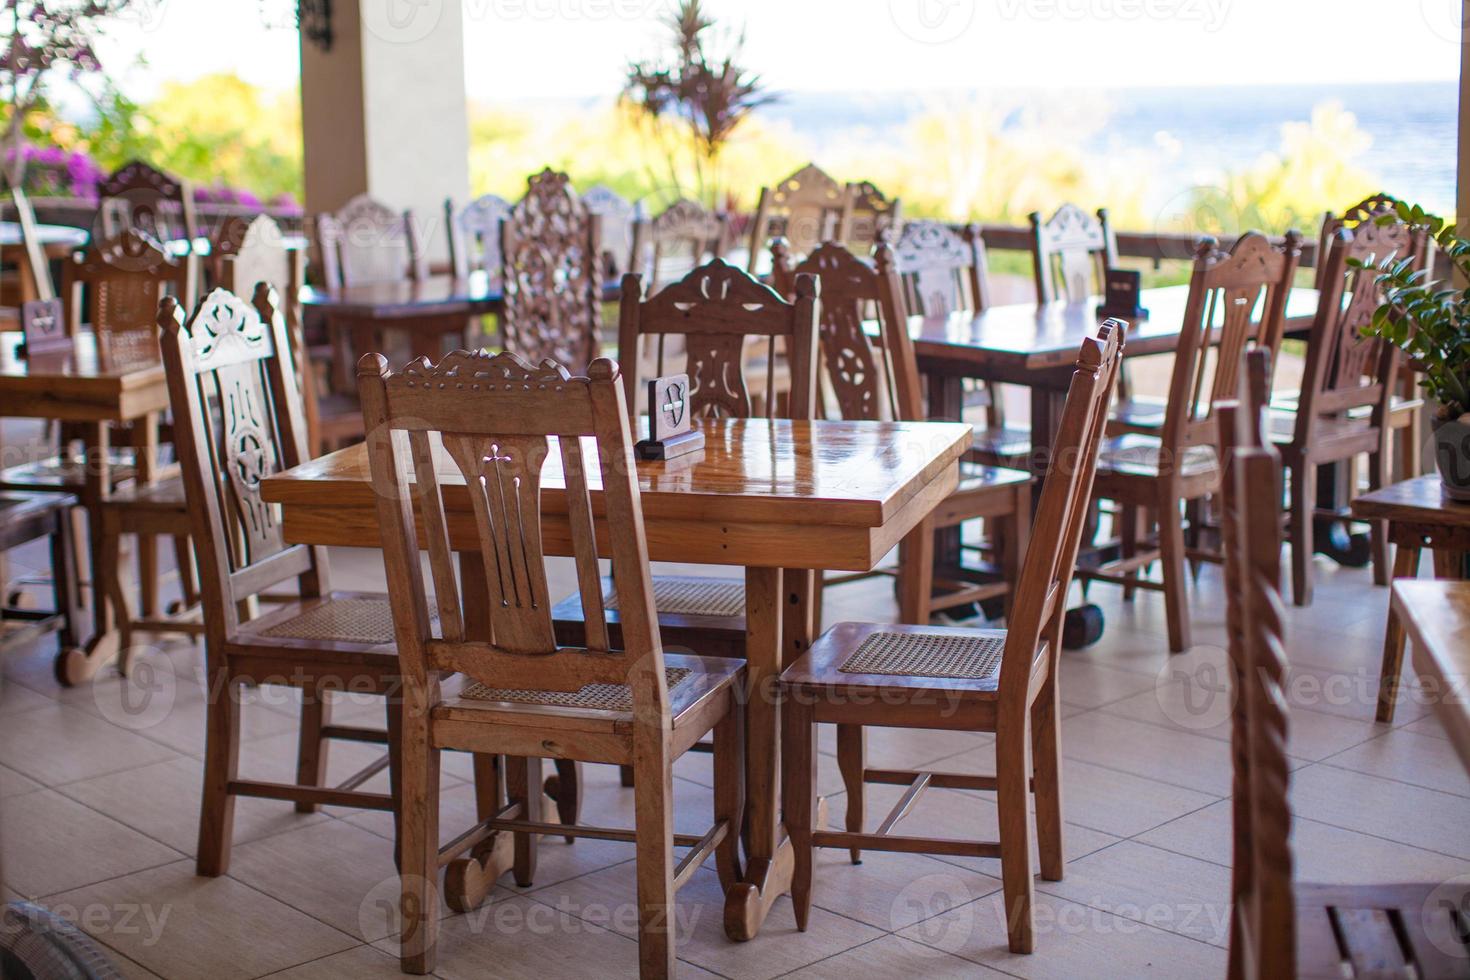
[460,666,692,711]
[255,595,398,645]
[839,630,1005,679]
[605,576,745,618]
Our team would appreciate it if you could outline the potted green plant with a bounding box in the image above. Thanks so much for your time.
[1358,203,1470,500]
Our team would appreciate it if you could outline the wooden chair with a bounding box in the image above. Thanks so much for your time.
[1084,231,1301,652]
[217,214,360,455]
[358,350,745,978]
[780,322,1125,955]
[634,198,727,293]
[158,285,405,876]
[445,193,513,284]
[836,180,902,251]
[98,159,201,306]
[581,183,641,278]
[1273,218,1425,606]
[774,240,1031,623]
[314,193,424,289]
[1221,350,1470,980]
[0,492,85,654]
[501,169,603,370]
[1028,203,1117,303]
[746,163,846,271]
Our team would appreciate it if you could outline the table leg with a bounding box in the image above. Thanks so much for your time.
[55,422,120,686]
[927,374,965,572]
[724,565,796,941]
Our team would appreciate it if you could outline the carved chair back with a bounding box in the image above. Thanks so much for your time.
[997,323,1125,704]
[1159,232,1301,460]
[637,198,727,293]
[616,258,819,422]
[212,214,298,315]
[315,194,422,289]
[1028,203,1118,303]
[501,169,603,371]
[98,159,200,247]
[11,187,56,302]
[65,229,188,367]
[1315,192,1402,288]
[445,194,513,284]
[158,286,326,646]
[1289,218,1425,451]
[836,181,902,251]
[358,352,672,716]
[580,184,640,278]
[746,163,846,271]
[772,241,919,423]
[1218,349,1295,980]
[889,220,990,316]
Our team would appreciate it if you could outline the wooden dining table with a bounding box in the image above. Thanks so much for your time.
[0,331,170,684]
[1389,578,1470,772]
[259,415,972,941]
[2,221,89,305]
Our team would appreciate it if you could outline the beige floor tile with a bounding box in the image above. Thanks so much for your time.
[45,860,358,980]
[0,762,41,797]
[1059,710,1244,796]
[805,846,1001,931]
[783,933,1010,978]
[0,677,57,715]
[1321,729,1470,798]
[817,725,994,772]
[0,699,181,786]
[59,754,332,857]
[1288,763,1470,859]
[1037,840,1231,946]
[95,944,167,980]
[1056,658,1160,709]
[2,789,182,898]
[1282,659,1432,725]
[899,888,1226,978]
[258,943,404,978]
[386,891,723,980]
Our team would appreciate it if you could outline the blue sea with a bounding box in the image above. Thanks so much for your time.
[754,81,1457,216]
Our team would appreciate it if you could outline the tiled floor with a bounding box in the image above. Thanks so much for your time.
[2,535,1467,979]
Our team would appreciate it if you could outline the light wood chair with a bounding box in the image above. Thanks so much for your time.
[1220,349,1470,980]
[634,198,728,293]
[780,321,1125,955]
[445,193,513,284]
[774,240,1031,624]
[581,183,641,278]
[1273,217,1426,606]
[836,180,902,251]
[746,163,847,271]
[158,285,406,876]
[1084,231,1301,652]
[1028,203,1117,304]
[314,193,424,289]
[501,169,603,371]
[358,350,745,978]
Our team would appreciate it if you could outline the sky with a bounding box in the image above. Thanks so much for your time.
[93,0,1463,102]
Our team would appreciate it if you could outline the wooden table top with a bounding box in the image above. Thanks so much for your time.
[300,272,621,319]
[1391,578,1470,771]
[261,417,972,571]
[0,221,89,249]
[0,332,168,422]
[909,284,1321,374]
[1351,475,1470,528]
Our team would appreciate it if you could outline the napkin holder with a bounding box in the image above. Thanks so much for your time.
[635,374,704,461]
[1097,268,1147,320]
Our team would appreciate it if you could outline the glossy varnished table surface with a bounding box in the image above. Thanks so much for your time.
[1352,474,1470,530]
[299,272,622,320]
[261,415,972,940]
[0,332,168,423]
[1390,579,1470,771]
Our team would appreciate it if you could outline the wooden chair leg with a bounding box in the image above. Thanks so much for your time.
[507,756,542,887]
[1119,504,1140,602]
[196,672,241,876]
[898,517,934,625]
[632,740,677,979]
[1289,462,1316,607]
[551,758,580,843]
[1157,494,1191,653]
[1031,684,1064,882]
[137,533,159,620]
[1002,487,1030,621]
[386,700,404,869]
[620,764,636,787]
[1367,449,1391,587]
[50,513,85,649]
[1376,544,1420,723]
[781,694,814,931]
[712,701,745,891]
[172,535,197,607]
[996,723,1035,954]
[835,723,865,864]
[398,705,440,975]
[472,753,503,819]
[99,519,133,666]
[293,691,330,814]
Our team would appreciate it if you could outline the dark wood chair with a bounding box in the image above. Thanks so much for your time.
[0,492,85,653]
[500,169,603,371]
[1084,231,1302,652]
[837,180,902,251]
[1220,349,1470,980]
[780,322,1124,955]
[746,163,847,271]
[1274,216,1426,606]
[445,193,513,284]
[359,350,745,978]
[633,198,728,293]
[774,240,1031,624]
[97,159,201,307]
[158,285,405,876]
